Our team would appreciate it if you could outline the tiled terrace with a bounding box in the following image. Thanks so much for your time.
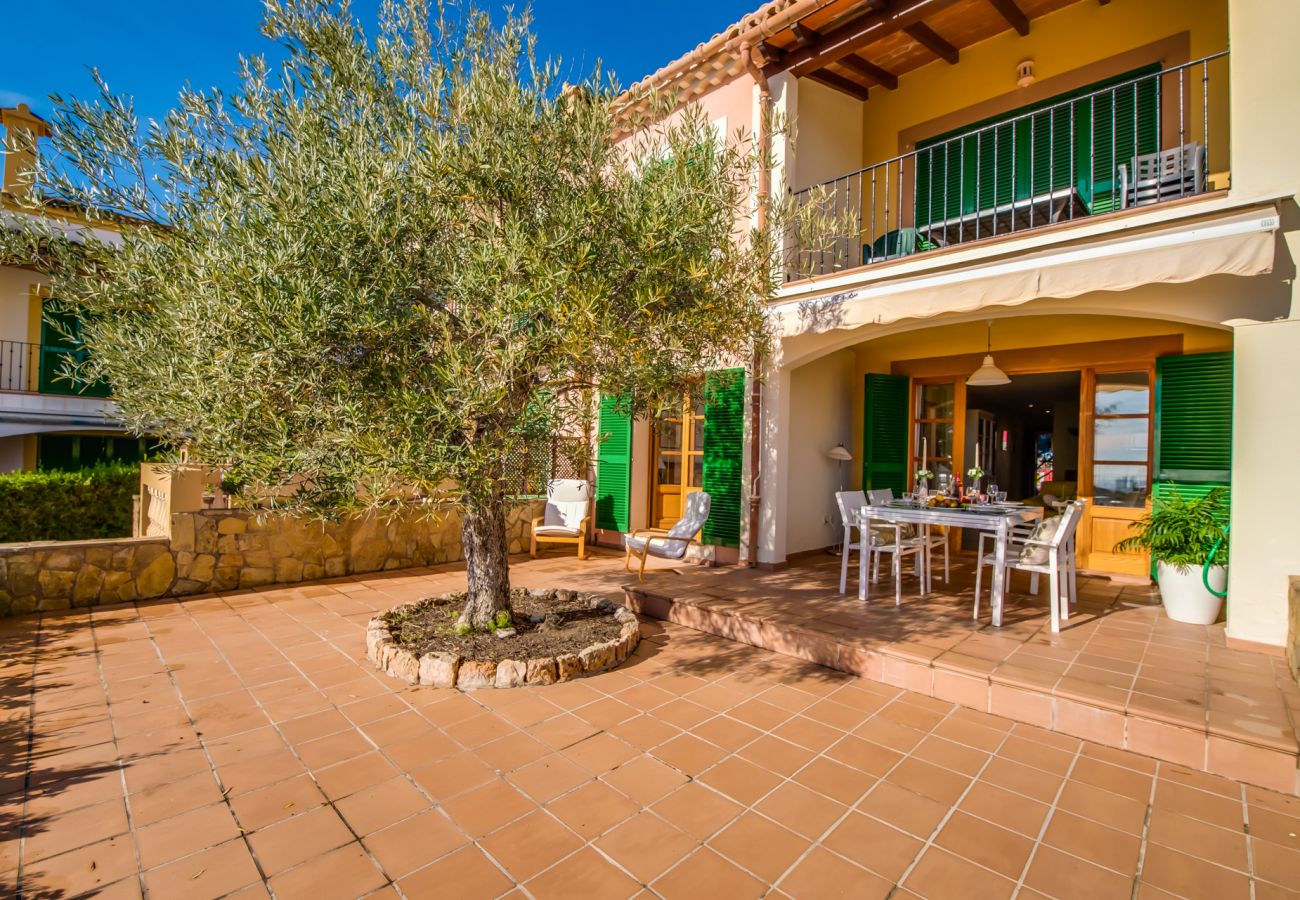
[2,553,1299,898]
[625,553,1300,797]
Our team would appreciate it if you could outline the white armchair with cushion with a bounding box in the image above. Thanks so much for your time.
[624,492,711,581]
[530,479,592,560]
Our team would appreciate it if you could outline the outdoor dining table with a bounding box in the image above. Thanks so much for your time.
[855,500,1043,626]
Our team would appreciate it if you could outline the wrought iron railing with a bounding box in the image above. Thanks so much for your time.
[0,339,112,397]
[787,52,1229,282]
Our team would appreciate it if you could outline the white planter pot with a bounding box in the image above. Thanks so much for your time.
[1156,561,1226,625]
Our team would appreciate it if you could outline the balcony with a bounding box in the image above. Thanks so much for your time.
[0,339,111,398]
[787,53,1229,282]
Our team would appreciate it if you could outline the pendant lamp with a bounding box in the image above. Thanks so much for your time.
[967,320,1011,386]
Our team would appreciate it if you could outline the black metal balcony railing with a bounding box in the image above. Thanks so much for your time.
[0,339,112,398]
[787,52,1229,282]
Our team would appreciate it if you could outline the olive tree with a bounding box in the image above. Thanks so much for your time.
[2,1,803,628]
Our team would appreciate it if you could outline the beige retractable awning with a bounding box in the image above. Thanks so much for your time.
[770,205,1280,340]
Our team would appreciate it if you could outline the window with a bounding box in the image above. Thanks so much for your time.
[914,381,956,490]
[1091,371,1151,506]
[652,387,706,528]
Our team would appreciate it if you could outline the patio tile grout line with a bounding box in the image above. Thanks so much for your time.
[1127,758,1160,900]
[13,611,48,896]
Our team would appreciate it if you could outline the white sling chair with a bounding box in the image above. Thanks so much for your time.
[530,479,592,559]
[974,500,1087,632]
[625,492,711,581]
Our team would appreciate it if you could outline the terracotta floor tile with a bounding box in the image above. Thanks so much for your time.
[295,729,372,771]
[596,812,699,882]
[1043,809,1142,874]
[144,838,263,899]
[977,757,1063,805]
[903,846,1016,899]
[607,714,681,751]
[755,782,847,841]
[529,713,601,751]
[652,783,743,841]
[526,846,640,900]
[247,804,354,874]
[229,773,328,831]
[398,843,515,899]
[886,757,973,807]
[474,731,551,773]
[267,842,387,897]
[336,776,430,835]
[479,810,583,882]
[958,781,1050,837]
[708,811,811,883]
[129,769,226,827]
[601,754,689,806]
[409,751,496,802]
[23,836,139,898]
[1070,755,1154,801]
[314,751,400,800]
[650,733,729,777]
[651,847,767,900]
[729,699,792,731]
[696,756,784,807]
[441,779,537,838]
[507,753,592,803]
[364,809,467,878]
[790,756,876,806]
[1140,843,1251,899]
[778,845,893,900]
[21,796,130,863]
[822,811,923,882]
[279,708,352,744]
[1147,807,1248,872]
[1152,780,1245,829]
[856,782,949,839]
[1251,837,1300,891]
[738,735,817,777]
[1056,779,1148,834]
[546,779,641,840]
[934,811,1034,880]
[135,801,241,870]
[563,732,641,774]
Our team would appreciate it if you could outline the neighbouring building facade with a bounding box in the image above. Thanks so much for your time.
[0,103,142,473]
[593,0,1300,651]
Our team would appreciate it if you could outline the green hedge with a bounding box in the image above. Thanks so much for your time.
[0,463,137,544]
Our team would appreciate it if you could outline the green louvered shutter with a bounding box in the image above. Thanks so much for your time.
[702,368,746,548]
[594,395,632,531]
[1154,352,1233,508]
[862,374,909,495]
[1085,66,1160,213]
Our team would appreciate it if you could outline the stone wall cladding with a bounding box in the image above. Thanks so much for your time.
[367,594,641,690]
[0,500,543,616]
[1288,576,1300,686]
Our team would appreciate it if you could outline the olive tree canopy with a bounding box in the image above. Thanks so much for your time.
[2,0,802,627]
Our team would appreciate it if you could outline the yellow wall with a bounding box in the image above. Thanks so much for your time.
[860,0,1228,167]
[839,311,1231,491]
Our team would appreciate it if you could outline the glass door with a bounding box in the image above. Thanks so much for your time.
[652,387,706,528]
[912,380,960,493]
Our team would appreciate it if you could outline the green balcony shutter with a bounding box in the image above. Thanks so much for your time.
[702,368,746,548]
[862,373,909,495]
[1154,352,1233,507]
[594,394,632,531]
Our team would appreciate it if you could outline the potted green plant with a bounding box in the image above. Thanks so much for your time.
[1116,487,1229,625]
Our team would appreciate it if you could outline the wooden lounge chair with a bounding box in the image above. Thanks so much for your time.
[530,479,592,560]
[624,492,711,581]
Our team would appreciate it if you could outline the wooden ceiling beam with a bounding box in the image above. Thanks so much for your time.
[791,22,820,49]
[904,22,959,65]
[838,55,898,90]
[780,0,965,78]
[805,69,871,101]
[988,0,1030,36]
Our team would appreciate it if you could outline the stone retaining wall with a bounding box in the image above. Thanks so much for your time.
[0,500,543,615]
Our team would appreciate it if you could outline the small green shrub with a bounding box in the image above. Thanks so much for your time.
[1115,487,1230,569]
[0,463,138,543]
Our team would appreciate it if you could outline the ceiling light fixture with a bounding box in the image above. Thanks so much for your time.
[966,321,1011,386]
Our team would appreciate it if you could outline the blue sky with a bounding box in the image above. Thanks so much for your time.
[0,1,758,123]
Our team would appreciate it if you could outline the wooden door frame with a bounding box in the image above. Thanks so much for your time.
[647,394,706,529]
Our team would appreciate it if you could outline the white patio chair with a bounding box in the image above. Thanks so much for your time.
[864,488,928,605]
[530,479,592,560]
[1119,142,1206,209]
[624,491,710,581]
[835,490,869,594]
[974,500,1087,632]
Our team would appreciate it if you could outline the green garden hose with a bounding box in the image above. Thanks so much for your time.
[1202,526,1228,598]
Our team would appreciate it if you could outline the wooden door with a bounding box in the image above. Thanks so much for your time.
[651,389,705,529]
[1077,366,1154,577]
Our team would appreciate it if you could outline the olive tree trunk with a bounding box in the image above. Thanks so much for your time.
[459,496,512,629]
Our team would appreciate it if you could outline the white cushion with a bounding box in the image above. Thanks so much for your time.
[534,524,581,537]
[544,499,588,532]
[1018,520,1055,566]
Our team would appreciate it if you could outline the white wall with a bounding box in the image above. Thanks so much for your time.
[784,349,856,555]
[0,436,23,472]
[0,266,36,344]
[1228,318,1300,647]
[791,78,865,192]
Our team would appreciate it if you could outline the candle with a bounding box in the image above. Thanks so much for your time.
[921,437,927,475]
[975,443,980,471]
